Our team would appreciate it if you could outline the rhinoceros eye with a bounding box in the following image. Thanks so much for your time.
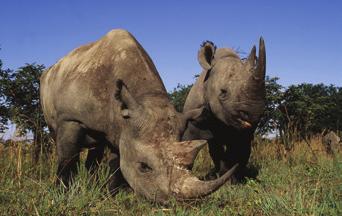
[138,162,153,173]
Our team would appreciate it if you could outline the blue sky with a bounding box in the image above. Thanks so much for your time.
[1,0,341,91]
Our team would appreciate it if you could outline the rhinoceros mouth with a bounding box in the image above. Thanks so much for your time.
[237,118,252,129]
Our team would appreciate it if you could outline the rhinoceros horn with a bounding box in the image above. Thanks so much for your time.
[247,45,256,66]
[171,164,238,200]
[169,140,207,168]
[255,37,266,80]
[168,140,238,200]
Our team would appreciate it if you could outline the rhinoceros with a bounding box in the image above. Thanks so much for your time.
[182,38,266,181]
[322,131,341,154]
[40,29,237,202]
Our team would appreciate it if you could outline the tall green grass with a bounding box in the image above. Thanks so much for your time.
[0,136,341,215]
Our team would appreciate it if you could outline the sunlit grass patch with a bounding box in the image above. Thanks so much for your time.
[0,137,341,215]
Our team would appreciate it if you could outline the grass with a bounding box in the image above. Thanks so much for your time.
[0,136,341,215]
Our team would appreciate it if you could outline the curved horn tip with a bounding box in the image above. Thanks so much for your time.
[259,37,265,50]
[172,163,239,200]
[230,164,239,172]
[191,139,207,150]
[197,139,207,145]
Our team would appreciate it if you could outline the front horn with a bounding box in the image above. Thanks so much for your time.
[256,37,266,80]
[171,164,238,200]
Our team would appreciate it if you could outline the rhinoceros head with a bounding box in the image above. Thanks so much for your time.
[198,38,266,130]
[115,80,237,202]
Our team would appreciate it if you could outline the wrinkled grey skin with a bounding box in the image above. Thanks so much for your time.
[40,29,237,203]
[182,38,266,181]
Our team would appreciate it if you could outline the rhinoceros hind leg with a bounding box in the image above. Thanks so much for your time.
[56,121,84,187]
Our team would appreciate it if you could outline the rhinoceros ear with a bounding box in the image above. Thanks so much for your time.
[115,79,139,118]
[198,41,216,71]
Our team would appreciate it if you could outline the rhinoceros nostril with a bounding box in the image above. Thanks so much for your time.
[219,89,229,100]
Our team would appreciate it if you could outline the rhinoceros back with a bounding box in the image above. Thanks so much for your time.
[40,29,168,138]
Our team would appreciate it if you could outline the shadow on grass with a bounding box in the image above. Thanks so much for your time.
[235,163,262,184]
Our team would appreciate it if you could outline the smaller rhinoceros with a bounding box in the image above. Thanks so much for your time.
[322,131,341,154]
[182,38,266,181]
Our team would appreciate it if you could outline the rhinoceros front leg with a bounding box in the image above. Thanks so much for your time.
[222,139,252,182]
[206,138,226,180]
[107,151,127,195]
[85,143,105,174]
[206,136,252,182]
[56,121,84,187]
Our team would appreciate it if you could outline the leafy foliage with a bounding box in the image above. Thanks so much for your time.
[278,84,342,141]
[257,76,284,135]
[0,62,48,161]
[168,84,192,112]
[0,59,11,132]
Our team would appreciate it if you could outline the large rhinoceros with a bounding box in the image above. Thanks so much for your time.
[40,29,237,202]
[182,38,266,181]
